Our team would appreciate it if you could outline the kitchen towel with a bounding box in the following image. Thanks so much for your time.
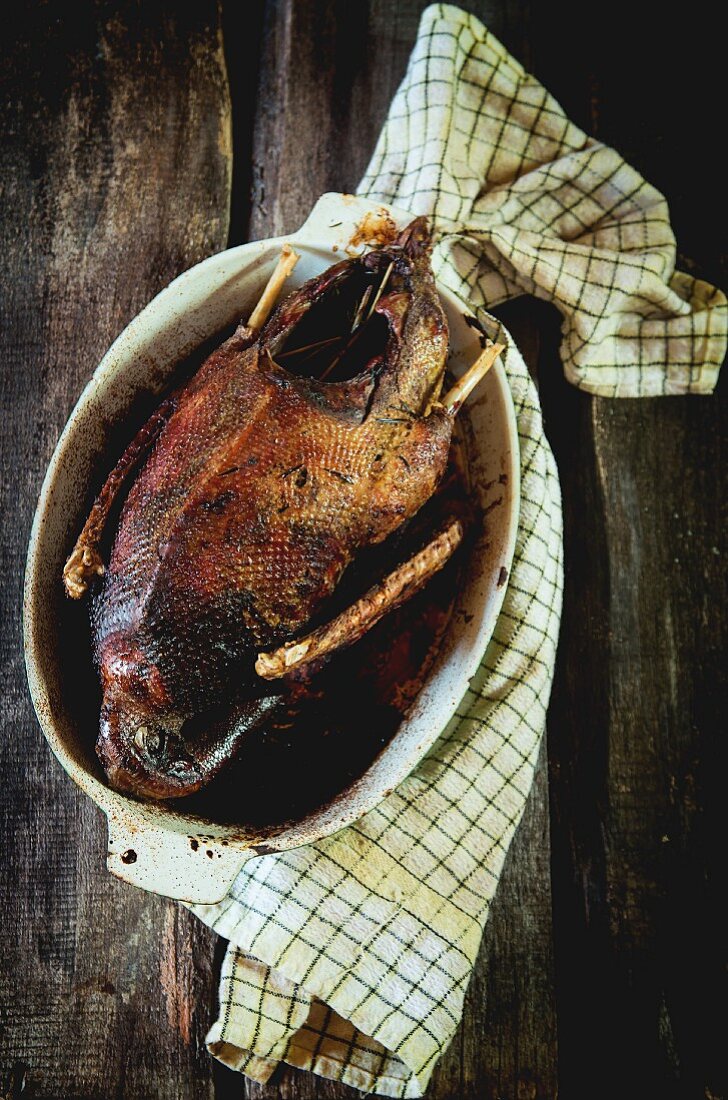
[189,5,726,1096]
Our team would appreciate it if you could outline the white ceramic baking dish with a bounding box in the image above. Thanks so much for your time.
[23,192,519,903]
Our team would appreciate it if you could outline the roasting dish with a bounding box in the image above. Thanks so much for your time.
[24,193,520,903]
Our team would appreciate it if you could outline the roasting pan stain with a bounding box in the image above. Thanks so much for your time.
[348,208,399,251]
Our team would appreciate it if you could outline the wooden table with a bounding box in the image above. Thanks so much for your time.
[1,3,724,1097]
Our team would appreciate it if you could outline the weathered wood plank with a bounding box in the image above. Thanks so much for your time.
[0,3,237,1096]
[453,746,557,1100]
[543,383,728,1100]
[530,6,727,1098]
[4,2,724,1099]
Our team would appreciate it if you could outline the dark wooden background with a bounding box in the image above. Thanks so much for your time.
[1,2,725,1098]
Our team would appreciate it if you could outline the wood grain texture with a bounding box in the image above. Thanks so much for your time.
[1,1,725,1098]
[0,2,233,1096]
[528,5,727,1099]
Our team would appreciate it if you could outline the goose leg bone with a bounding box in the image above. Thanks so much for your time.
[63,246,299,599]
[440,341,505,415]
[255,518,464,680]
[63,397,177,598]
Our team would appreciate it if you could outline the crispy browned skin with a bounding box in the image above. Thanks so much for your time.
[84,218,454,798]
[256,519,464,679]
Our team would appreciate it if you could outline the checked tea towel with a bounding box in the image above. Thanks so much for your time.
[190,5,727,1096]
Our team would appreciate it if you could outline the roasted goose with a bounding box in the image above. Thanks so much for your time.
[64,218,500,800]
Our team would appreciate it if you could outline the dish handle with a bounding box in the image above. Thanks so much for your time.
[105,808,256,904]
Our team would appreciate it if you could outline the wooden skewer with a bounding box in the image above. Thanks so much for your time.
[364,260,394,325]
[278,336,341,360]
[350,285,372,333]
[246,244,300,333]
[441,341,506,414]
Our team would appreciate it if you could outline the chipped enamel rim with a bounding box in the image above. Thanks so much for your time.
[23,193,520,903]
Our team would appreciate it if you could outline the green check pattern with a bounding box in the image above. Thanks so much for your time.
[360,5,726,397]
[188,6,725,1096]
